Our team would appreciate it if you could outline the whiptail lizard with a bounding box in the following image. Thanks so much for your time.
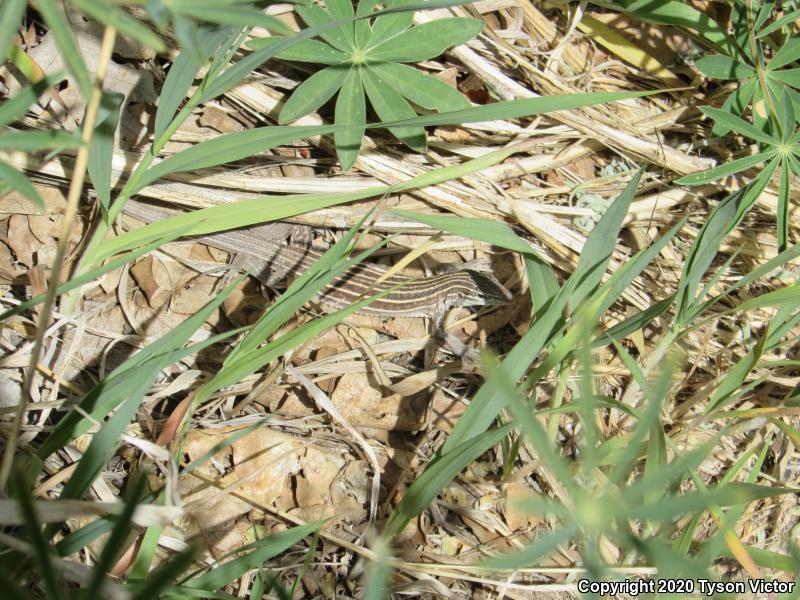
[121,199,513,352]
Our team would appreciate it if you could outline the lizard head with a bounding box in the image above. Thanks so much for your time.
[443,270,513,309]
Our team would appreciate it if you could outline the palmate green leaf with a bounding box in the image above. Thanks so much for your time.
[246,36,348,64]
[369,0,416,44]
[183,522,321,590]
[384,422,515,537]
[365,18,483,62]
[369,62,469,111]
[676,150,776,185]
[334,66,366,170]
[36,0,92,98]
[714,77,758,135]
[758,7,800,38]
[769,67,800,89]
[695,55,755,80]
[700,106,778,146]
[391,209,536,254]
[72,0,166,52]
[0,159,43,209]
[0,130,83,151]
[0,0,25,57]
[731,155,780,225]
[279,65,349,123]
[296,3,352,53]
[361,67,425,151]
[769,36,800,71]
[618,0,730,50]
[325,0,357,48]
[88,92,123,210]
[778,155,790,251]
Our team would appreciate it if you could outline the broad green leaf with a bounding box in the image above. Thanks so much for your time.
[700,106,777,146]
[769,36,800,71]
[0,130,83,151]
[384,422,515,537]
[361,66,425,150]
[757,8,800,38]
[279,65,349,123]
[369,0,416,45]
[369,62,469,111]
[296,3,352,53]
[365,18,482,62]
[0,76,59,128]
[88,92,123,211]
[0,159,43,208]
[334,67,366,170]
[778,156,790,251]
[676,150,776,185]
[325,0,356,48]
[768,67,800,88]
[391,210,536,254]
[184,522,321,590]
[72,0,166,52]
[0,0,25,57]
[36,0,92,98]
[621,0,730,50]
[695,55,755,80]
[714,77,758,135]
[246,36,348,64]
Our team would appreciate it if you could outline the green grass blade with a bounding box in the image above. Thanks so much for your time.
[0,0,25,57]
[129,547,198,600]
[384,422,515,537]
[391,210,537,254]
[0,76,59,128]
[154,26,233,141]
[10,468,60,600]
[0,159,43,209]
[36,0,92,97]
[0,130,83,151]
[87,92,123,211]
[72,0,165,51]
[183,522,321,590]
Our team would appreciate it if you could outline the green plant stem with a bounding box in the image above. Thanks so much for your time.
[0,26,118,494]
